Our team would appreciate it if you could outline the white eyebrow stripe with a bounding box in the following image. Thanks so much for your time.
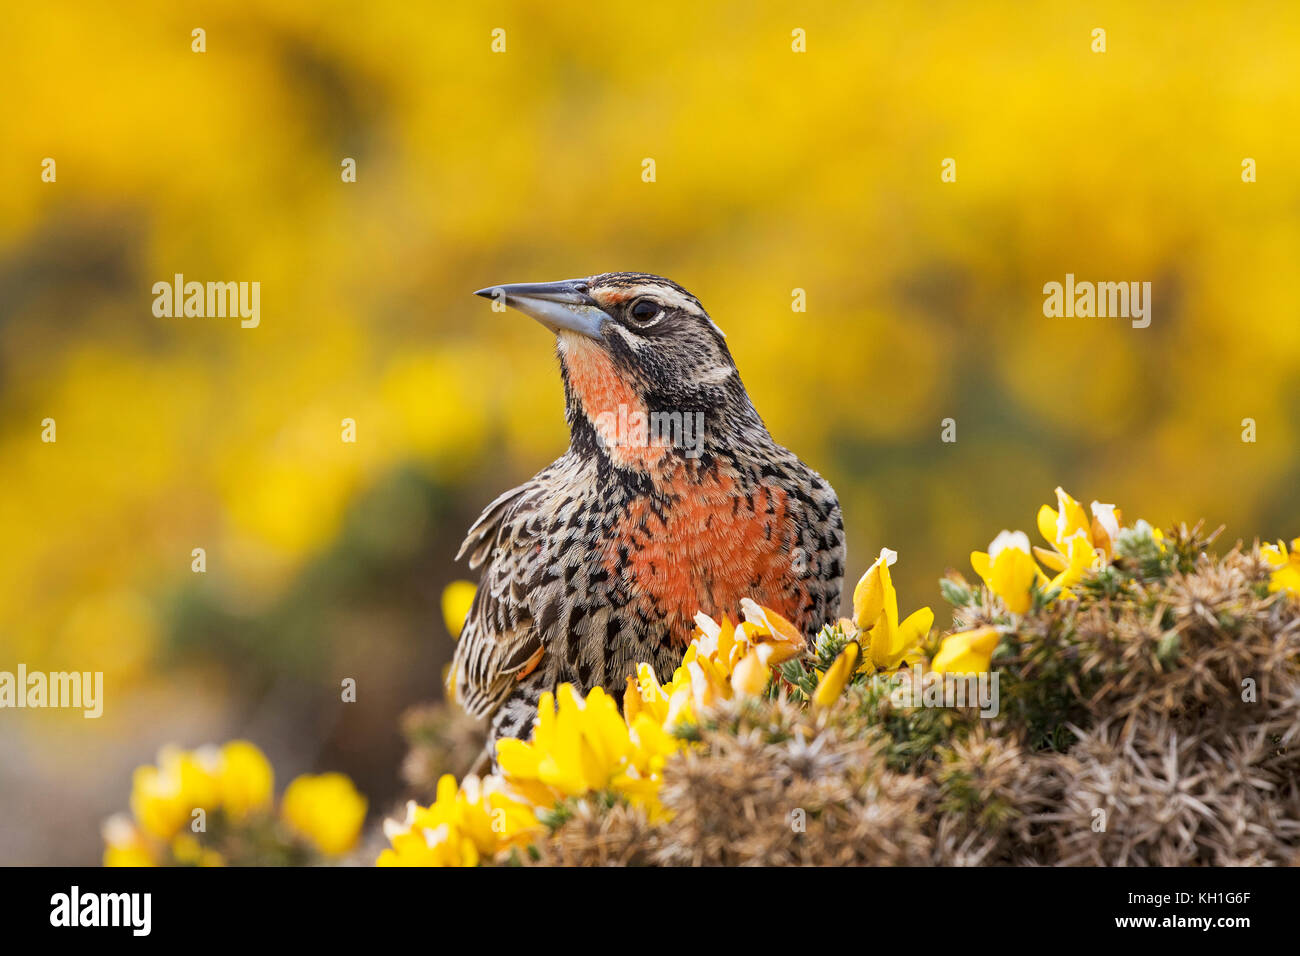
[650,287,703,314]
[614,284,702,316]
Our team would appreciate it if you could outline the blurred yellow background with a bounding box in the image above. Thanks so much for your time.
[2,0,1298,862]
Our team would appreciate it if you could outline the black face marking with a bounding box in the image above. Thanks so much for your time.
[586,276,737,412]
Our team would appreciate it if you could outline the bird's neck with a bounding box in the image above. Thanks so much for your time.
[559,338,772,479]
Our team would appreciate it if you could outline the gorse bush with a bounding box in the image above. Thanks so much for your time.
[386,488,1300,867]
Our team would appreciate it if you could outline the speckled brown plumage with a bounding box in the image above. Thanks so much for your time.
[450,273,845,746]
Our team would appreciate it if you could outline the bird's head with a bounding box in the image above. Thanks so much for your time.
[476,272,761,469]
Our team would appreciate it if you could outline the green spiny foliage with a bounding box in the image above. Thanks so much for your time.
[989,617,1095,752]
[776,622,853,703]
[938,574,974,608]
[836,676,975,771]
[811,621,852,669]
[777,657,818,701]
[1113,520,1176,580]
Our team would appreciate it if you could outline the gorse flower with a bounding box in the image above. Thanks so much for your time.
[852,548,933,672]
[967,488,1143,614]
[281,773,368,857]
[1262,538,1300,596]
[441,580,477,640]
[380,683,684,867]
[625,661,673,726]
[971,531,1039,615]
[736,599,808,664]
[496,685,629,798]
[216,740,274,821]
[626,602,809,728]
[377,773,539,867]
[496,684,679,816]
[130,746,221,841]
[1040,530,1097,596]
[1035,487,1113,564]
[1032,486,1125,595]
[812,641,859,708]
[932,627,1001,675]
[107,740,367,866]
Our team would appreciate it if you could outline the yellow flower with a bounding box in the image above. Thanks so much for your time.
[1262,537,1300,596]
[281,772,368,857]
[738,599,807,664]
[853,547,897,627]
[812,641,858,708]
[685,613,742,673]
[441,579,477,639]
[677,651,728,720]
[730,648,771,696]
[641,603,807,726]
[497,684,678,815]
[852,548,933,672]
[215,740,273,821]
[379,818,479,867]
[621,713,681,810]
[1034,486,1117,570]
[932,627,1001,674]
[376,773,539,867]
[624,662,671,726]
[1036,487,1090,551]
[971,531,1039,615]
[102,814,157,867]
[629,649,715,729]
[1042,530,1097,596]
[129,746,220,841]
[497,685,628,796]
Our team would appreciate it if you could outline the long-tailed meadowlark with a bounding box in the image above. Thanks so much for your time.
[451,273,845,748]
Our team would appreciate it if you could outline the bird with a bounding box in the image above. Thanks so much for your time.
[450,273,845,752]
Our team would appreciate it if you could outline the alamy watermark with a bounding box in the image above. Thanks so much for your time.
[1043,273,1151,328]
[50,886,150,936]
[152,274,260,328]
[879,663,1001,718]
[1,664,103,718]
[593,403,706,459]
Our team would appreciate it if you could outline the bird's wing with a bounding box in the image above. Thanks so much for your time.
[456,483,531,569]
[450,478,552,718]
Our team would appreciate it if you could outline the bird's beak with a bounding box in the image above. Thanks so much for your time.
[474,278,609,340]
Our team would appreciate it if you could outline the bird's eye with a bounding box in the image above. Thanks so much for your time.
[627,298,662,326]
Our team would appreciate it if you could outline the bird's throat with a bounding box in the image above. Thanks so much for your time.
[559,334,671,471]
